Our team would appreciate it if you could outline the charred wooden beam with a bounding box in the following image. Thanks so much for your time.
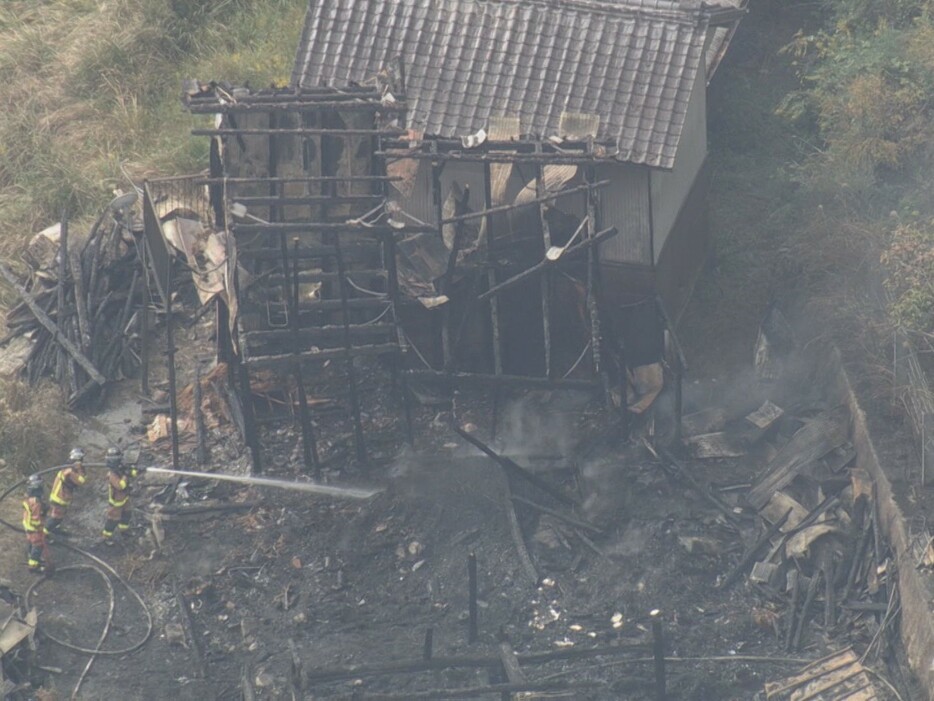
[238,243,381,262]
[0,263,106,385]
[193,127,405,136]
[718,508,792,590]
[243,342,399,369]
[195,175,401,185]
[453,425,577,507]
[536,156,553,379]
[584,164,611,406]
[304,643,648,685]
[438,180,610,227]
[792,571,822,651]
[510,494,603,535]
[356,680,601,700]
[650,443,740,526]
[241,324,396,346]
[334,237,367,464]
[476,227,618,302]
[468,552,479,643]
[187,101,405,114]
[231,221,434,234]
[405,369,597,391]
[232,195,384,207]
[747,409,849,510]
[379,150,620,165]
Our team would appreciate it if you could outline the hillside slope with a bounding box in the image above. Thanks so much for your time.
[0,0,307,252]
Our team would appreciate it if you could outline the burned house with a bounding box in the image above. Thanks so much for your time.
[157,0,744,469]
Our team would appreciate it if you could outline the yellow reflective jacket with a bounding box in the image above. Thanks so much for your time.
[50,463,86,506]
[22,497,43,533]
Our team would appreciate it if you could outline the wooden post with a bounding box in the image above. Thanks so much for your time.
[483,163,503,438]
[584,165,610,406]
[334,237,368,465]
[270,109,319,475]
[56,211,68,385]
[237,358,263,474]
[166,261,180,470]
[139,240,151,395]
[288,237,320,475]
[423,628,434,661]
[535,156,552,378]
[650,610,666,701]
[468,552,479,643]
[431,159,450,370]
[194,363,209,466]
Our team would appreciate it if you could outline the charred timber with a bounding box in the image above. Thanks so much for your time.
[379,150,622,166]
[453,425,577,508]
[230,195,385,207]
[477,227,619,302]
[718,508,792,590]
[510,494,603,535]
[243,342,399,369]
[406,369,597,391]
[186,101,406,114]
[358,680,600,700]
[195,175,402,185]
[231,222,434,234]
[304,643,649,685]
[193,127,406,137]
[0,263,106,385]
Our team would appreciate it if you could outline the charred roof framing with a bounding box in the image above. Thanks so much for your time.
[183,81,622,472]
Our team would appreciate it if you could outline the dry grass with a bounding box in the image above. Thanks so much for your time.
[0,378,75,477]
[0,0,307,257]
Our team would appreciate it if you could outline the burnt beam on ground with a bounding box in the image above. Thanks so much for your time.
[453,425,577,508]
[358,680,602,700]
[303,643,649,685]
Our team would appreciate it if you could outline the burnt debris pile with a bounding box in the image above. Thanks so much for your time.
[0,193,145,408]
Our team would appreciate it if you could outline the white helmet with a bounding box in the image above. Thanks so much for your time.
[69,447,85,462]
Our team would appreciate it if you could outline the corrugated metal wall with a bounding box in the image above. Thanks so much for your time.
[649,66,708,263]
[594,163,652,266]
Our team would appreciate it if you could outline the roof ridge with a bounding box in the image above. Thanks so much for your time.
[471,0,721,24]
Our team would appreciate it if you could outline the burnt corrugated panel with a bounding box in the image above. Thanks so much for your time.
[292,0,713,169]
[594,162,652,265]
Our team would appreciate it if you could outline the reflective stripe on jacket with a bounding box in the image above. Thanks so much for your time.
[108,471,130,507]
[22,497,43,532]
[50,464,86,506]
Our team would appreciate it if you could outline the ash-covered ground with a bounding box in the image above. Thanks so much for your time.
[0,335,907,699]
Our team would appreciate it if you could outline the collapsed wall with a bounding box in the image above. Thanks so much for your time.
[821,345,934,698]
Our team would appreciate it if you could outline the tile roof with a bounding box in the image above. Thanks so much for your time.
[292,0,730,169]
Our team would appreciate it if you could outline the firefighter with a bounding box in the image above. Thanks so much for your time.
[102,448,145,544]
[45,447,88,535]
[23,475,51,573]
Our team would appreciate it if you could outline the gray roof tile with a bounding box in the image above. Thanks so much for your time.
[292,0,729,168]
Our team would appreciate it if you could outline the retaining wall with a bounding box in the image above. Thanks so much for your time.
[821,345,934,698]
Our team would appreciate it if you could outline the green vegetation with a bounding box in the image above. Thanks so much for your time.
[0,0,308,252]
[778,0,934,333]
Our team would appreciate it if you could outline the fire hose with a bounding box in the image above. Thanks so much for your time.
[0,464,153,700]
